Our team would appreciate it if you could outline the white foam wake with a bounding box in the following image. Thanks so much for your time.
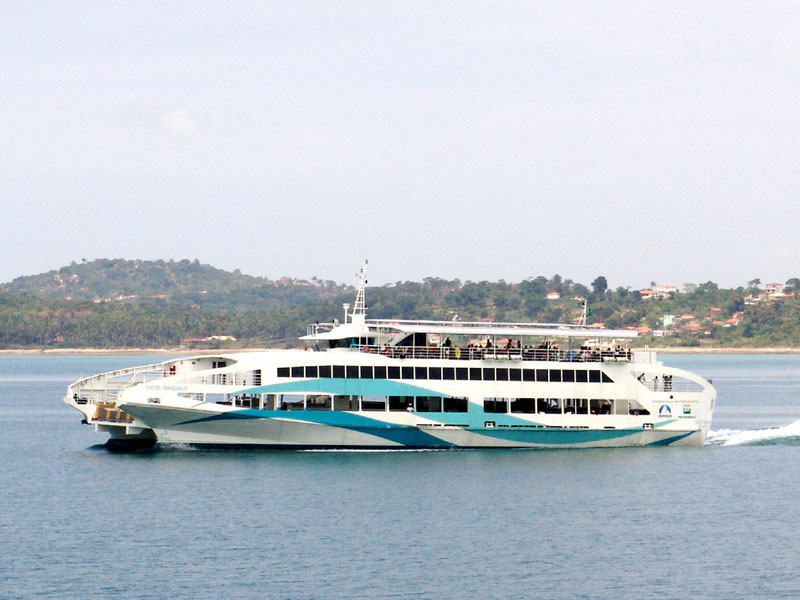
[706,419,800,446]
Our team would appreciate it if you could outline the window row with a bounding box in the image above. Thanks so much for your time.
[276,365,614,383]
[216,393,469,413]
[483,397,649,416]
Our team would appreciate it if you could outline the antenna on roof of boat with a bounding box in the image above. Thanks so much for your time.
[348,260,369,325]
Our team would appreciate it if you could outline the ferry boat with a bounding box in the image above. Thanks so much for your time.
[64,264,715,450]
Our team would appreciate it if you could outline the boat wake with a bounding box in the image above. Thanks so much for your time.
[706,419,800,446]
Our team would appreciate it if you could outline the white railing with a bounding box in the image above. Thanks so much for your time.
[349,344,632,363]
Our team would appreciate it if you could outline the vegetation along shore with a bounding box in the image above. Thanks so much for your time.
[1,258,799,351]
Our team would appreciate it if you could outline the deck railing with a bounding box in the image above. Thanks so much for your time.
[352,344,632,363]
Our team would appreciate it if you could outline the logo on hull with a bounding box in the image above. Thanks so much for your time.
[658,404,672,417]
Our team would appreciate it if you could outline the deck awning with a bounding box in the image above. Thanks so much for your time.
[365,320,638,340]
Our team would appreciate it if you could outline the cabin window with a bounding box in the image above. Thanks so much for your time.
[442,367,455,380]
[334,395,359,411]
[537,398,561,414]
[602,372,614,383]
[374,366,387,379]
[575,370,588,383]
[549,369,562,382]
[333,365,345,378]
[496,368,509,381]
[483,398,508,413]
[627,399,650,415]
[536,369,548,382]
[291,366,304,378]
[429,367,442,380]
[509,369,521,382]
[346,365,359,378]
[305,366,318,378]
[402,366,414,379]
[277,367,289,378]
[443,396,468,413]
[510,397,536,414]
[456,367,468,380]
[415,366,428,380]
[389,396,414,411]
[361,395,387,411]
[589,370,600,383]
[416,396,442,412]
[562,370,575,383]
[279,394,304,411]
[523,369,535,382]
[483,368,495,381]
[590,399,613,415]
[306,394,332,411]
[387,366,401,379]
[469,368,482,380]
[319,365,332,378]
[360,366,373,379]
[262,394,276,410]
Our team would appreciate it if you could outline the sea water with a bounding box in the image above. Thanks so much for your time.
[1,353,799,599]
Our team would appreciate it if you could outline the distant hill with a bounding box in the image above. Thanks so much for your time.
[0,258,349,309]
[1,259,799,349]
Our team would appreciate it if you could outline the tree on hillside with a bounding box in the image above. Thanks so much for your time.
[591,276,608,297]
[784,278,800,293]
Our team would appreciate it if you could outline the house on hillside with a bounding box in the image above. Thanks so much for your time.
[639,284,678,300]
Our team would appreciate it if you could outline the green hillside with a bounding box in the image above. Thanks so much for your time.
[1,259,799,349]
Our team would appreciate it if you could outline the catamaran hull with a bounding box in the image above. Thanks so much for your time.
[118,404,706,449]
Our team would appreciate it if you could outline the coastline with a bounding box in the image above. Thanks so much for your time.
[2,346,800,356]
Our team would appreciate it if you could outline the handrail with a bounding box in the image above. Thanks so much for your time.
[354,344,632,363]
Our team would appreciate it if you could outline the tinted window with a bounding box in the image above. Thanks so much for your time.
[319,365,332,378]
[305,366,318,378]
[549,369,562,382]
[483,398,508,413]
[442,367,455,380]
[496,368,508,381]
[483,368,495,381]
[415,366,428,380]
[443,397,468,413]
[291,366,304,378]
[333,365,345,378]
[456,367,468,380]
[523,369,535,382]
[277,367,289,378]
[563,370,575,383]
[346,365,359,378]
[402,366,414,379]
[388,366,401,379]
[576,370,588,383]
[360,366,373,379]
[536,369,548,382]
[469,368,482,380]
[374,366,387,379]
[589,370,601,383]
[509,369,521,382]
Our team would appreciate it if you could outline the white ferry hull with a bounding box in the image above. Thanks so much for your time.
[117,402,708,449]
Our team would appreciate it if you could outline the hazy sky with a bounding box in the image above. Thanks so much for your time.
[3,2,799,290]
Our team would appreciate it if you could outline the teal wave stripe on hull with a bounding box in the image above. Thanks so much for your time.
[172,409,456,447]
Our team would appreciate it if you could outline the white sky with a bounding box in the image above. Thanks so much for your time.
[2,2,799,290]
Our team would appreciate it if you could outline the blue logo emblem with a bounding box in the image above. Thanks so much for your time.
[658,404,672,417]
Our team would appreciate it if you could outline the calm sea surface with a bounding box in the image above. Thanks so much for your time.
[1,353,799,599]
